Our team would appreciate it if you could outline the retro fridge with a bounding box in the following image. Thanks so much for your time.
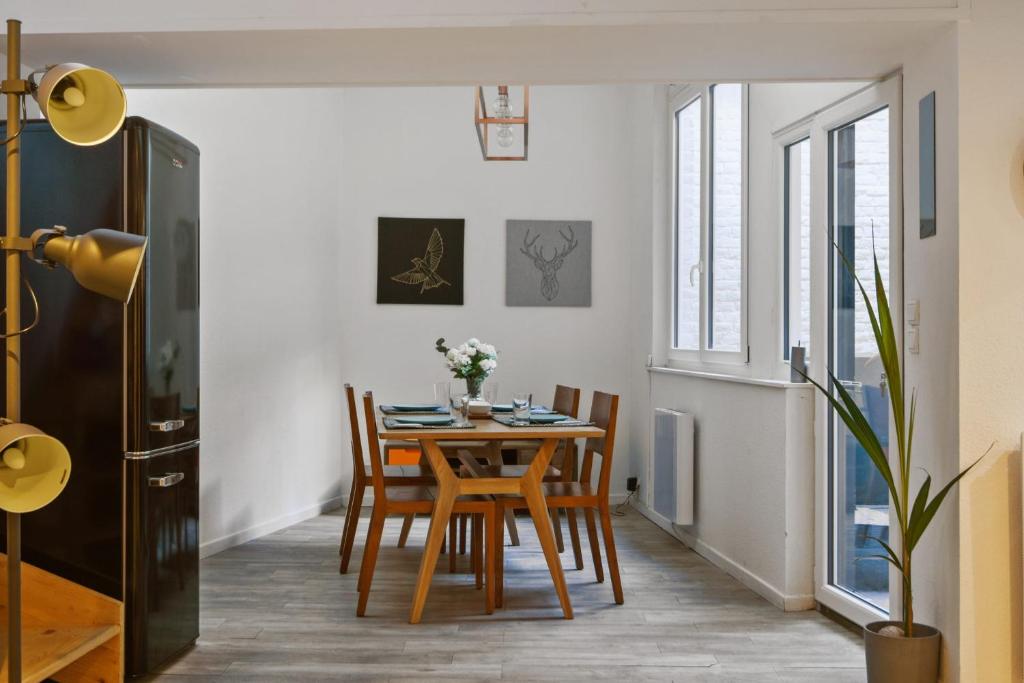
[0,116,200,676]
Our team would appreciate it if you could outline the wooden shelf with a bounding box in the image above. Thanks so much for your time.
[0,621,120,683]
[0,554,123,682]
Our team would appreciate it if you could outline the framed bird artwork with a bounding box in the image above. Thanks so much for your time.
[376,217,465,305]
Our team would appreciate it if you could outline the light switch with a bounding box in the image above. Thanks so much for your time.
[906,300,920,326]
[908,327,920,354]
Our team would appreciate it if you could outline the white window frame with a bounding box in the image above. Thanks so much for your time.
[667,83,749,366]
[776,128,813,373]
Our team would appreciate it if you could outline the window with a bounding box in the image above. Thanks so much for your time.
[783,137,811,360]
[671,84,747,361]
[673,96,702,350]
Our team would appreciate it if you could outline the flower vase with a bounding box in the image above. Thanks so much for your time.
[464,376,484,400]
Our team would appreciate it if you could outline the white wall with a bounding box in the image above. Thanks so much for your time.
[338,86,640,498]
[126,88,348,556]
[955,0,1024,679]
[900,25,963,680]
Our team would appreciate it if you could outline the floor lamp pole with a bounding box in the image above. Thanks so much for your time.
[4,17,23,683]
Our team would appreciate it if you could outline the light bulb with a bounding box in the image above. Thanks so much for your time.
[491,87,516,150]
[2,447,26,470]
[62,86,85,107]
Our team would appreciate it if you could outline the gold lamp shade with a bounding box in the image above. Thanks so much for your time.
[33,63,127,146]
[33,227,147,302]
[0,422,71,513]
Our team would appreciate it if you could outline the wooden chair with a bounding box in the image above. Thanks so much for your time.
[356,391,497,618]
[461,385,583,565]
[338,384,435,574]
[494,391,622,607]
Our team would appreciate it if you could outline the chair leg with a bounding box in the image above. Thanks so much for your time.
[472,513,483,589]
[459,513,468,555]
[553,508,566,553]
[339,479,357,556]
[484,507,495,614]
[599,504,624,605]
[339,481,364,574]
[494,502,505,609]
[485,445,521,546]
[448,516,458,573]
[356,505,386,616]
[566,508,584,570]
[397,513,415,548]
[584,507,604,583]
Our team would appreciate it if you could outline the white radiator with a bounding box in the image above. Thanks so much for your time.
[652,408,694,525]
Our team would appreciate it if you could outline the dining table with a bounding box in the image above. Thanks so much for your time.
[376,411,605,624]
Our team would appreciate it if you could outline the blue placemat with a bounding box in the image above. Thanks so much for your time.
[383,417,477,430]
[490,415,593,428]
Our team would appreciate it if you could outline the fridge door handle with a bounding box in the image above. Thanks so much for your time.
[148,472,185,488]
[149,419,185,432]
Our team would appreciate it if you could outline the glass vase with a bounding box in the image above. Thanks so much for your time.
[464,376,484,400]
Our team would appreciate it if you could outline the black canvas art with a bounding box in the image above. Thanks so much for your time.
[376,217,464,305]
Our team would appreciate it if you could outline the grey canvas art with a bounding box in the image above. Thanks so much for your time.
[506,220,592,307]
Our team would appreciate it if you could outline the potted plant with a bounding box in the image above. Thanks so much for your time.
[796,250,988,683]
[434,337,498,399]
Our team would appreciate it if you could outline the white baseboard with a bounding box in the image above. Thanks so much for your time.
[200,489,630,560]
[200,495,345,559]
[631,499,814,612]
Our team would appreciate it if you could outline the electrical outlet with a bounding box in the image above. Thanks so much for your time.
[626,477,638,492]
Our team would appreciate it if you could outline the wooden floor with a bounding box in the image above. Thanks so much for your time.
[146,507,867,682]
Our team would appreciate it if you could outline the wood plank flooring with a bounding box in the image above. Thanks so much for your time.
[145,507,866,682]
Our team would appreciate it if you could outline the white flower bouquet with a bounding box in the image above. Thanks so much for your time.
[435,337,497,397]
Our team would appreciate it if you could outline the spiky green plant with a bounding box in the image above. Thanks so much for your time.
[797,249,986,637]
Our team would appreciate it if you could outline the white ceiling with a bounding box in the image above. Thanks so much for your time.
[1,1,962,86]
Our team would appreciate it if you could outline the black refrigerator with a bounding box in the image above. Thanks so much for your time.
[0,116,200,677]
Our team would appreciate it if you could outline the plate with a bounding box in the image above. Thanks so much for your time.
[389,403,444,412]
[392,414,454,425]
[529,414,570,424]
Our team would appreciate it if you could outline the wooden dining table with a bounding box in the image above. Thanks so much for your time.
[377,413,605,624]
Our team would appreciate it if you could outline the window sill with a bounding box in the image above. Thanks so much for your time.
[648,365,812,390]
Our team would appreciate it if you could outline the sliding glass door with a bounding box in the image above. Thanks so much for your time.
[829,106,892,613]
[794,77,901,626]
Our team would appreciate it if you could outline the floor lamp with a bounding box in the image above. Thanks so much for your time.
[1,18,146,681]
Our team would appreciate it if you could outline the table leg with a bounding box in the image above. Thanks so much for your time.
[409,440,458,624]
[522,438,573,620]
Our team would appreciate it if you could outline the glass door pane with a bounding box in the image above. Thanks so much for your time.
[829,107,890,613]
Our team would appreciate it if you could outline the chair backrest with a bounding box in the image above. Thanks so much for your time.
[360,390,389,499]
[580,391,620,500]
[344,384,367,482]
[552,384,581,418]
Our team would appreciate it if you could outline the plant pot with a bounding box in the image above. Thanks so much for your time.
[864,621,940,683]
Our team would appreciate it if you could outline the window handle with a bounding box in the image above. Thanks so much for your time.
[688,262,702,287]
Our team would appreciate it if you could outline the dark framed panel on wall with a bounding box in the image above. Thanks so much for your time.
[919,91,937,239]
[376,217,465,305]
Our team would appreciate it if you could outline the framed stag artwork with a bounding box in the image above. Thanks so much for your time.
[377,217,465,305]
[505,219,592,307]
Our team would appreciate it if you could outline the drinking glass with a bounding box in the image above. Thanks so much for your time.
[511,392,532,425]
[483,382,499,406]
[450,387,471,426]
[433,381,451,409]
